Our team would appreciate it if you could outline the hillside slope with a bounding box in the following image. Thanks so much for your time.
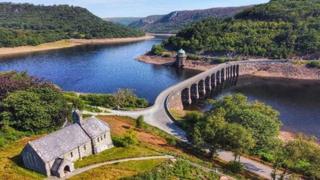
[165,0,320,59]
[129,6,251,33]
[0,3,144,47]
[104,17,142,26]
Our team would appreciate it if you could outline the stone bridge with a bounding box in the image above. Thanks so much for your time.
[107,60,288,141]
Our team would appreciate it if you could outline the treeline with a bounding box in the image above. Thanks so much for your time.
[0,3,144,47]
[164,0,320,59]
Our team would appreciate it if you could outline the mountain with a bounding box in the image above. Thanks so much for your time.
[0,3,144,47]
[129,6,252,33]
[104,17,142,26]
[165,0,320,59]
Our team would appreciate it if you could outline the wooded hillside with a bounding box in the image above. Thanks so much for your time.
[165,0,320,59]
[0,3,144,47]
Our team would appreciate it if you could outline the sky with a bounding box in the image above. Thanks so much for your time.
[1,0,270,17]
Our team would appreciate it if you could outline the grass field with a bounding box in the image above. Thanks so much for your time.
[0,136,45,180]
[71,159,166,180]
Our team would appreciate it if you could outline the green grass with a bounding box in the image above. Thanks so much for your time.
[123,159,219,180]
[0,136,45,180]
[70,159,167,180]
[75,144,161,168]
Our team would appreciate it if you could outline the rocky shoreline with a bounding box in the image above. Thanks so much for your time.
[138,55,320,80]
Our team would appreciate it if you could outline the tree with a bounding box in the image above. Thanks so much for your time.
[0,91,51,132]
[211,94,281,152]
[282,135,320,179]
[191,109,226,158]
[0,88,69,132]
[221,123,255,161]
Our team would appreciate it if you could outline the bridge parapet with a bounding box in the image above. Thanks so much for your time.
[165,60,288,110]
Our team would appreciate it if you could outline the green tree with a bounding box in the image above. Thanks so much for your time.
[221,123,255,161]
[191,109,227,158]
[0,91,51,132]
[0,88,68,132]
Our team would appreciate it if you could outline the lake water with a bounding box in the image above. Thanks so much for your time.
[0,38,199,103]
[0,39,319,137]
[218,76,320,138]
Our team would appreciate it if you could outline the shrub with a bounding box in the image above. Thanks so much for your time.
[187,54,201,60]
[306,61,320,69]
[165,137,177,146]
[225,161,244,173]
[112,130,138,147]
[258,150,275,162]
[150,44,165,56]
[135,116,146,129]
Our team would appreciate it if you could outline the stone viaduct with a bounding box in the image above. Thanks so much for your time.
[107,60,288,141]
[166,60,287,111]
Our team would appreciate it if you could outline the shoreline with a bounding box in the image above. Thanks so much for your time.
[0,35,154,58]
[137,55,216,71]
[138,54,320,80]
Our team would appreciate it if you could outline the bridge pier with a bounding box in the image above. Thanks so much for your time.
[198,79,206,98]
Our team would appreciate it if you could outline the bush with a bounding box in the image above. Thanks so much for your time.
[165,137,177,146]
[258,150,275,162]
[225,161,244,173]
[187,54,201,60]
[112,130,138,147]
[306,61,320,69]
[150,44,165,56]
[135,116,146,129]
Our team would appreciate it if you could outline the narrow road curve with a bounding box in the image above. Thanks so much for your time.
[84,60,288,179]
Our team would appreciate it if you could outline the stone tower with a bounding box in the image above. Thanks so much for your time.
[175,49,187,68]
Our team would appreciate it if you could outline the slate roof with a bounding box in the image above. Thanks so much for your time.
[28,117,110,162]
[80,117,110,138]
[29,124,90,162]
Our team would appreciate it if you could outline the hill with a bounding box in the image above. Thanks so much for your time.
[129,6,251,33]
[0,3,144,47]
[165,0,320,59]
[104,17,142,26]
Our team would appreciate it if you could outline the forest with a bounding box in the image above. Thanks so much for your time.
[0,3,144,47]
[165,0,320,59]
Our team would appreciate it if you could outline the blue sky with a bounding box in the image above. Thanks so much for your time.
[2,0,270,17]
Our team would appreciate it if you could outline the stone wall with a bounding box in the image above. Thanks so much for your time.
[92,132,113,154]
[21,144,49,176]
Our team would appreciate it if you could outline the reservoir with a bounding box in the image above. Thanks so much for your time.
[218,76,320,138]
[0,38,199,103]
[0,38,319,138]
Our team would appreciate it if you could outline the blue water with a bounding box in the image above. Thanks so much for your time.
[0,38,199,103]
